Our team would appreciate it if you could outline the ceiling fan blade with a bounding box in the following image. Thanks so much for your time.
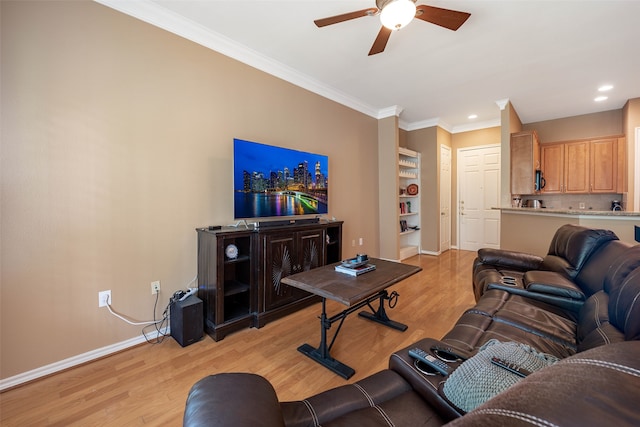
[314,8,378,27]
[415,5,471,31]
[368,26,392,56]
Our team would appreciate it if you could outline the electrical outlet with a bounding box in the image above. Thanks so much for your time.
[579,202,586,209]
[98,290,111,307]
[151,280,161,295]
[359,237,364,246]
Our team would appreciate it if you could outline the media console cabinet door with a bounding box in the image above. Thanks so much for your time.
[261,228,326,312]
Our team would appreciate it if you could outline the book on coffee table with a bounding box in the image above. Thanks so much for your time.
[335,263,376,276]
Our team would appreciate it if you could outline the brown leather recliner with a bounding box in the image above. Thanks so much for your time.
[184,225,640,426]
[184,341,640,427]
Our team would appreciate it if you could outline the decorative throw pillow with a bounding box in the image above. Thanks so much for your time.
[442,339,559,413]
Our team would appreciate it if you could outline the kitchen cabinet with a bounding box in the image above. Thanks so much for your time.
[510,130,540,195]
[590,138,618,193]
[541,143,564,193]
[564,140,589,193]
[541,136,623,194]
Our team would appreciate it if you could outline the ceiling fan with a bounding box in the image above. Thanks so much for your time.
[314,0,471,56]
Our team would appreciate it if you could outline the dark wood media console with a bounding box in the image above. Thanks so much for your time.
[196,220,343,341]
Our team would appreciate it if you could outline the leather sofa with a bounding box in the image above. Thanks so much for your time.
[184,225,640,427]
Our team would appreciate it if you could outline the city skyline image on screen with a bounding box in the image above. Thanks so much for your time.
[233,139,329,219]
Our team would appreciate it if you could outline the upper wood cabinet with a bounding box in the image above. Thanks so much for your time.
[564,140,590,193]
[590,138,618,193]
[541,136,624,194]
[540,143,564,193]
[510,131,540,195]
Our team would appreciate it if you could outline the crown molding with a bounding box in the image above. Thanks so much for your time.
[495,98,510,110]
[400,117,442,131]
[95,0,380,118]
[378,105,404,118]
[400,117,500,134]
[451,118,502,133]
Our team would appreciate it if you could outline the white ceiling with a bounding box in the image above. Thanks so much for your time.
[99,0,640,133]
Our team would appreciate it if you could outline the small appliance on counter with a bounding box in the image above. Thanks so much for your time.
[524,199,544,209]
[611,200,623,211]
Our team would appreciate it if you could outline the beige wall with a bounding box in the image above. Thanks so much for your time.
[378,116,400,259]
[502,212,639,256]
[1,1,379,379]
[523,109,623,143]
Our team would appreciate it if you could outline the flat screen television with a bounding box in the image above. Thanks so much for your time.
[233,138,329,220]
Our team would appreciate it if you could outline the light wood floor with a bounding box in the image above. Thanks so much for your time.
[0,250,477,426]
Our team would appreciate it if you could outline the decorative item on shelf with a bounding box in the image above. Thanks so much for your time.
[400,220,408,232]
[399,187,406,195]
[225,244,239,260]
[406,201,411,213]
[406,183,419,195]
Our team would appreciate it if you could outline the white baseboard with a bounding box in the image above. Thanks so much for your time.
[420,249,440,256]
[0,329,168,392]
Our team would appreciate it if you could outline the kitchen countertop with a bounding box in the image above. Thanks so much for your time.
[499,207,640,217]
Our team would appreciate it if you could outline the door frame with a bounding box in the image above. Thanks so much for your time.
[440,145,451,253]
[456,143,501,250]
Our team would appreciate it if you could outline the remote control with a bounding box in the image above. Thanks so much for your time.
[490,357,533,378]
[408,348,451,376]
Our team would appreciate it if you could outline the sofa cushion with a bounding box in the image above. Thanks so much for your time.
[576,291,625,352]
[574,240,634,297]
[446,341,640,427]
[609,267,640,341]
[280,369,445,427]
[184,373,286,427]
[603,245,640,294]
[523,270,585,300]
[441,310,576,359]
[542,224,618,279]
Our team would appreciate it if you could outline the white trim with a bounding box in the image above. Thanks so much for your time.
[0,330,168,391]
[495,99,510,110]
[421,249,440,256]
[451,119,501,134]
[378,105,404,119]
[400,117,500,134]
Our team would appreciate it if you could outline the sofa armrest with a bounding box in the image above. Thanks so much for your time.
[476,248,543,271]
[184,373,285,427]
[523,271,585,300]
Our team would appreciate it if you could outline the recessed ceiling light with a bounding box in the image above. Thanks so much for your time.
[468,114,478,119]
[594,96,608,102]
[598,84,613,92]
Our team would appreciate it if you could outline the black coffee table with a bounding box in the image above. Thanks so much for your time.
[281,258,421,379]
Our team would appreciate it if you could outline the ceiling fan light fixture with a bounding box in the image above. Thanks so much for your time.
[380,0,416,30]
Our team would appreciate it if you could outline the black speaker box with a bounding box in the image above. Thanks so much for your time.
[170,295,203,347]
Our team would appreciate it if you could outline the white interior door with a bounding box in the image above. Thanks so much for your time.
[440,145,451,252]
[458,145,501,251]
